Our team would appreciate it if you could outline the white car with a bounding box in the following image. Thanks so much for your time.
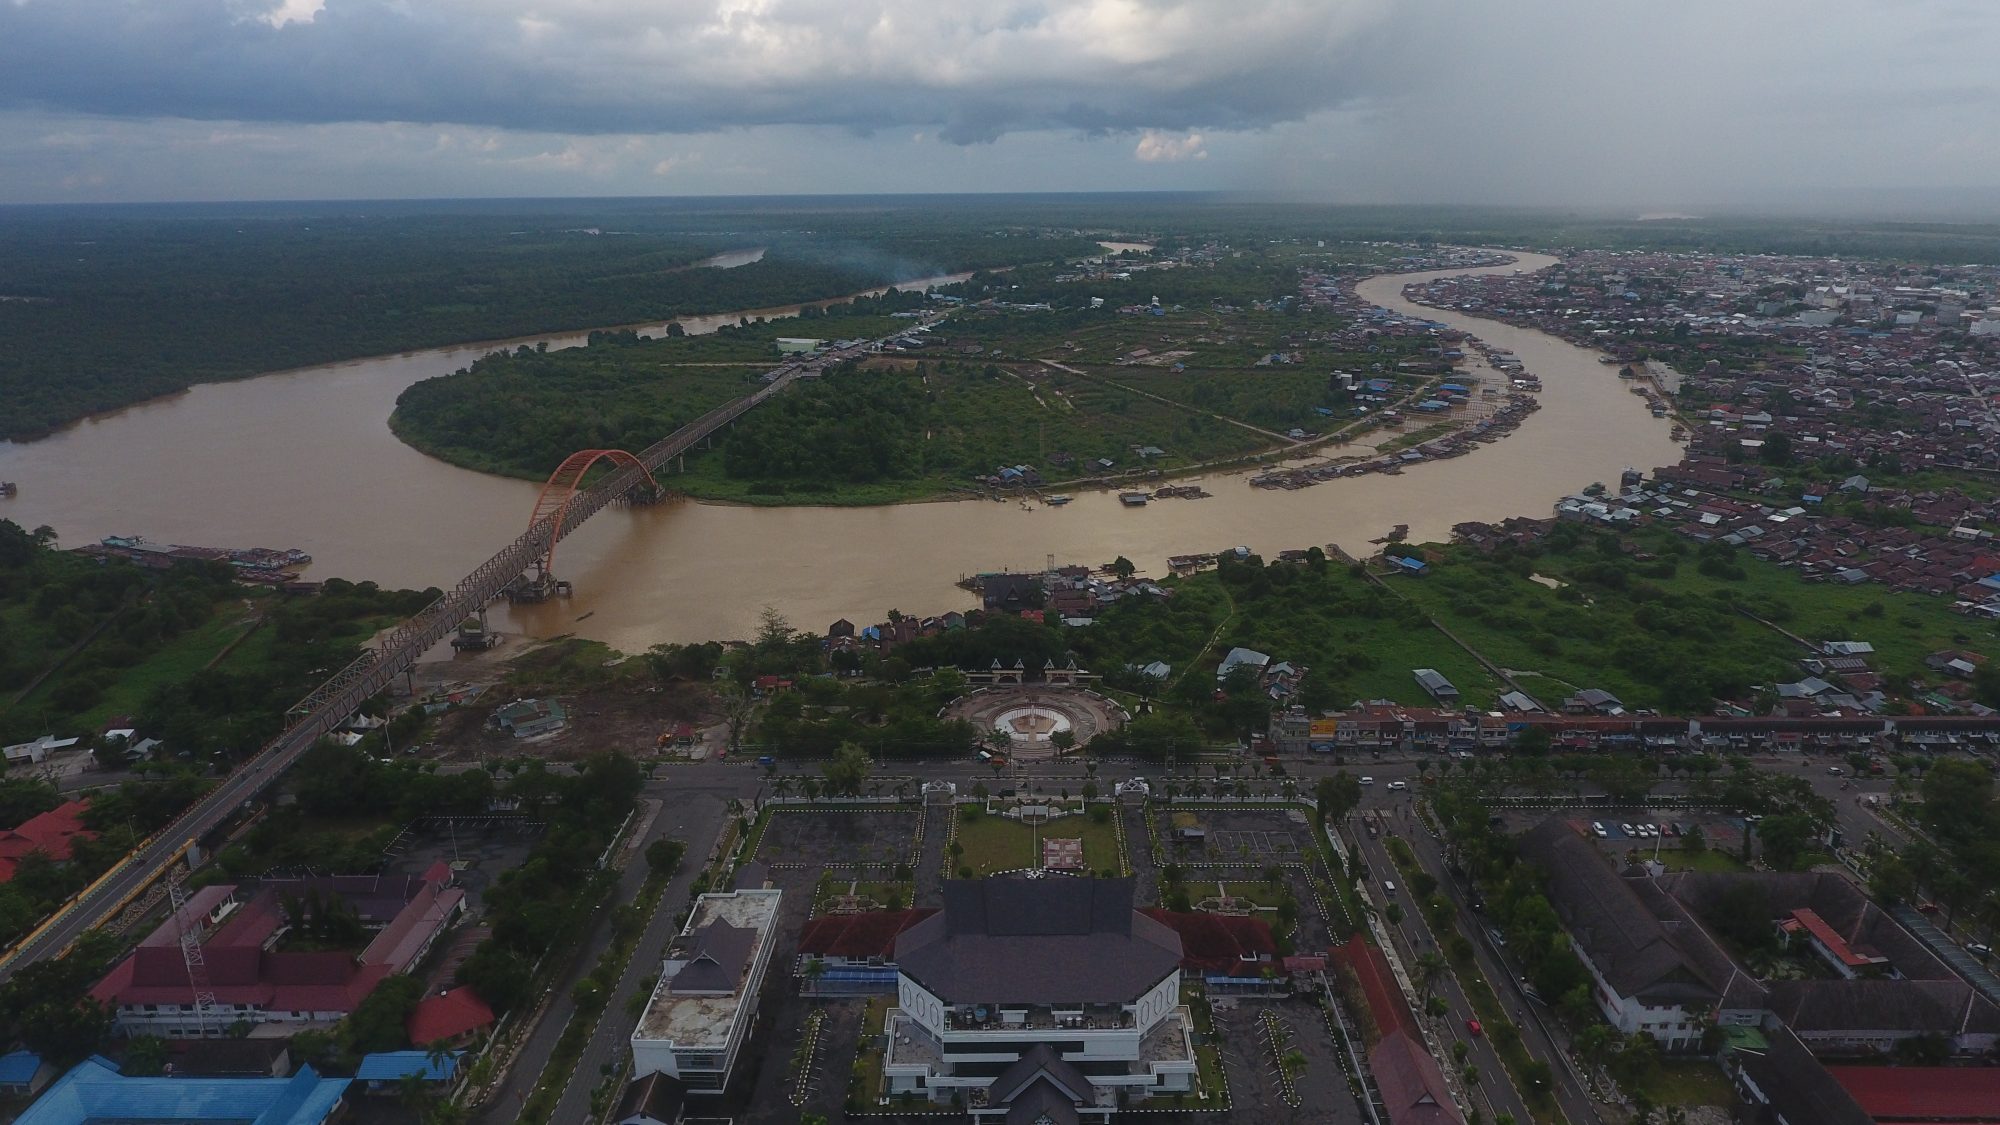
[1387,781,1409,791]
[1620,823,1636,836]
[1360,776,1375,786]
[1591,821,1608,838]
[1643,824,1660,838]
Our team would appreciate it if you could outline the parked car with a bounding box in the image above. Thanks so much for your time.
[1619,823,1635,836]
[1591,821,1608,838]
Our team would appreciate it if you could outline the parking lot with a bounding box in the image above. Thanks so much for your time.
[1157,807,1317,866]
[1148,806,1347,954]
[1492,809,1748,855]
[1212,997,1364,1124]
[754,808,923,870]
[739,997,867,1125]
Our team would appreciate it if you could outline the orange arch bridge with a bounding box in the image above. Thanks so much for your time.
[526,449,662,580]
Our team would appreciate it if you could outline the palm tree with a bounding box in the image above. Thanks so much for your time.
[1415,951,1449,997]
[396,1072,431,1117]
[1280,1048,1307,1078]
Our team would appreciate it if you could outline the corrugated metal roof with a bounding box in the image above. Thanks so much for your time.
[355,1051,461,1082]
[15,1058,349,1125]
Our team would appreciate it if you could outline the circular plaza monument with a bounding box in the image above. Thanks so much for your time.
[941,683,1126,761]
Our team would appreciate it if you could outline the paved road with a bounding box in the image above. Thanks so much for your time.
[0,730,315,979]
[1368,798,1605,1125]
[479,773,745,1125]
[1350,792,1538,1125]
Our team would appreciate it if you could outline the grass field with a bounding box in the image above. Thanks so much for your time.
[813,873,914,911]
[73,602,262,726]
[953,808,1124,875]
[1378,528,1997,711]
[1219,565,1508,708]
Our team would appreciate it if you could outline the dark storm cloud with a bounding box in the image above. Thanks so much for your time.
[0,0,1396,140]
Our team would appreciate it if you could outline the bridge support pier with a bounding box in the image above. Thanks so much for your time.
[507,571,571,603]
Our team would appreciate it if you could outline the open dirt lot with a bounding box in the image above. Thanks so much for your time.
[422,684,720,764]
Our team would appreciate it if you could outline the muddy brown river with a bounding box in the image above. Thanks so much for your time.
[0,252,1676,649]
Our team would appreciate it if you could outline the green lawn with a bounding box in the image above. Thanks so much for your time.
[1193,1043,1226,1105]
[813,873,914,911]
[953,808,1124,875]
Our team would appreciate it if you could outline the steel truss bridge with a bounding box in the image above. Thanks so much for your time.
[0,341,859,979]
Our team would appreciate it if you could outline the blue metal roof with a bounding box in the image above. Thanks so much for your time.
[0,1050,43,1084]
[16,1058,349,1125]
[355,1051,462,1082]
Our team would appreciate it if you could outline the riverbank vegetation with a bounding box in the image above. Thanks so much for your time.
[0,517,447,941]
[388,241,1435,503]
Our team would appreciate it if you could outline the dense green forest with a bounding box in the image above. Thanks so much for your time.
[11,195,1996,443]
[0,200,1098,440]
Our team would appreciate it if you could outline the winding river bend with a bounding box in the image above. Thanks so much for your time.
[0,251,1676,649]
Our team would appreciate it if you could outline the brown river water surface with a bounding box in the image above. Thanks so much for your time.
[0,252,1677,649]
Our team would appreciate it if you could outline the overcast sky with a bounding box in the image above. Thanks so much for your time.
[1,0,1995,209]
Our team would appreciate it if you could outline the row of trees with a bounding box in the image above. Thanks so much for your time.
[1868,758,2000,937]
